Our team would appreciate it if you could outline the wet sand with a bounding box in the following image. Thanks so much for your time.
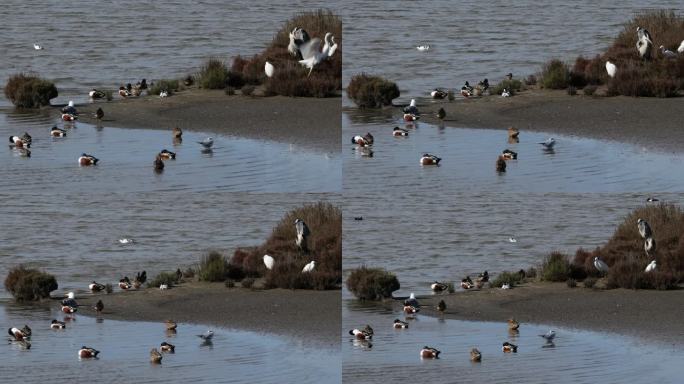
[412,89,684,153]
[72,282,340,348]
[69,89,340,152]
[398,282,684,344]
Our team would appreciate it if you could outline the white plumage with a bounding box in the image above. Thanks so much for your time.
[539,138,556,149]
[660,45,677,59]
[264,61,275,78]
[501,89,511,97]
[605,61,617,78]
[416,45,430,51]
[197,137,214,148]
[263,254,275,270]
[678,40,684,53]
[593,256,609,274]
[33,43,43,50]
[302,260,315,273]
[645,260,656,273]
[328,36,338,57]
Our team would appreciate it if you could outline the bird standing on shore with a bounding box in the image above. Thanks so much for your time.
[605,60,617,78]
[263,254,275,270]
[302,260,315,273]
[645,260,656,272]
[593,256,609,275]
[636,27,653,60]
[637,218,652,239]
[288,27,311,59]
[294,218,310,251]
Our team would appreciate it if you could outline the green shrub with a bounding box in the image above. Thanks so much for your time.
[347,73,400,108]
[198,251,229,282]
[264,61,339,97]
[4,73,58,108]
[525,74,538,86]
[147,271,178,288]
[541,252,571,281]
[491,271,524,288]
[149,79,179,96]
[198,58,230,89]
[541,59,570,89]
[345,266,399,300]
[4,265,58,301]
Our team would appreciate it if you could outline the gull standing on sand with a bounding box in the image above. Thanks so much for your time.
[539,138,556,150]
[263,255,275,270]
[645,260,656,273]
[637,218,652,239]
[593,256,609,275]
[302,260,315,273]
[264,61,275,78]
[605,60,617,78]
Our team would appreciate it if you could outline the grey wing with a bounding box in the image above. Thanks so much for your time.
[299,38,322,60]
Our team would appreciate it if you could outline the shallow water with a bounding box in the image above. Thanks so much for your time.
[0,0,339,107]
[342,302,681,383]
[343,191,682,296]
[1,111,341,192]
[343,113,684,194]
[0,192,339,298]
[1,303,340,383]
[341,0,682,102]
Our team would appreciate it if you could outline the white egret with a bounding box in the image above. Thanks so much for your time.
[645,260,656,273]
[264,61,274,78]
[605,60,617,78]
[302,260,315,273]
[678,40,684,53]
[263,254,275,270]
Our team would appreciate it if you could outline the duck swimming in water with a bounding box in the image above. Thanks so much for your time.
[78,346,100,359]
[420,346,440,358]
[392,127,409,136]
[51,126,67,137]
[78,153,99,166]
[420,153,441,165]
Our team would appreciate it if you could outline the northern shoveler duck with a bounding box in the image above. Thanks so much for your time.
[51,126,67,137]
[154,155,165,171]
[646,197,659,202]
[172,127,183,139]
[403,293,420,308]
[502,342,518,353]
[501,89,511,97]
[420,153,441,165]
[392,127,409,136]
[89,281,106,292]
[393,319,409,329]
[9,133,31,148]
[119,86,131,97]
[79,346,100,359]
[165,320,178,331]
[437,300,446,312]
[349,328,373,340]
[403,113,419,122]
[403,305,419,314]
[119,277,132,290]
[150,348,163,364]
[160,341,175,353]
[62,113,77,121]
[436,107,446,120]
[478,78,490,91]
[470,348,482,362]
[508,319,520,331]
[477,270,489,283]
[94,300,104,313]
[362,324,374,336]
[431,89,448,99]
[351,133,374,147]
[62,305,77,314]
[78,153,99,166]
[461,81,473,97]
[496,156,507,172]
[94,108,104,120]
[420,346,440,359]
[431,281,449,292]
[507,127,520,139]
[502,149,517,160]
[8,325,31,340]
[51,320,66,329]
[89,89,106,99]
[461,276,474,289]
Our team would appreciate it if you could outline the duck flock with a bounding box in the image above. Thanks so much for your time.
[8,86,214,169]
[350,98,556,171]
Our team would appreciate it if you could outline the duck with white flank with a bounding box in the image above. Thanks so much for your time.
[430,281,449,292]
[502,149,517,160]
[502,341,518,353]
[51,320,66,329]
[9,133,32,148]
[420,346,440,358]
[348,327,373,340]
[78,346,100,359]
[119,276,132,290]
[89,89,106,99]
[78,153,99,166]
[351,132,374,147]
[51,126,67,137]
[393,319,409,329]
[461,276,474,289]
[461,81,473,97]
[8,325,32,340]
[160,341,175,353]
[119,86,131,98]
[431,88,448,99]
[420,153,441,165]
[89,281,106,292]
[392,127,409,137]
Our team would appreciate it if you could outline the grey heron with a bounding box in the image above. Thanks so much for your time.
[294,218,310,251]
[594,256,609,274]
[637,218,652,239]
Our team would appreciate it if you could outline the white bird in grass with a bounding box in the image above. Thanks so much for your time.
[159,90,169,98]
[416,45,430,51]
[263,254,275,270]
[264,61,275,78]
[288,27,311,58]
[298,33,332,76]
[539,138,556,150]
[33,43,43,50]
[302,260,315,273]
[678,40,684,53]
[637,218,652,239]
[644,237,656,257]
[660,45,677,59]
[197,137,214,149]
[294,218,310,251]
[197,330,214,341]
[645,260,656,273]
[119,238,133,244]
[593,256,609,275]
[539,330,556,342]
[605,60,617,78]
[327,36,338,58]
[501,88,511,97]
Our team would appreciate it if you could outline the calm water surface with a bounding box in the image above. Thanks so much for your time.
[1,304,340,383]
[342,302,681,384]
